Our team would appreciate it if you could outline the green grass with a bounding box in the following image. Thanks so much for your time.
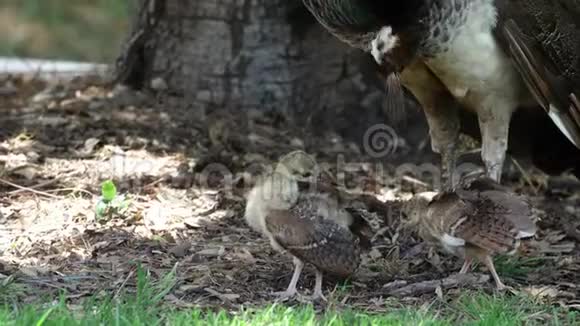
[0,277,28,306]
[454,293,578,326]
[169,305,448,326]
[1,293,577,326]
[1,287,577,325]
[0,302,447,326]
[0,265,577,325]
[493,256,550,281]
[0,0,132,62]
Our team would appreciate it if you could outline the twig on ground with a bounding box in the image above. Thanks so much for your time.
[386,273,490,297]
[45,188,95,197]
[8,178,60,195]
[352,273,491,299]
[143,177,166,189]
[114,269,135,299]
[0,178,61,199]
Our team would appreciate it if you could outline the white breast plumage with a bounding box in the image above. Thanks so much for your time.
[425,0,526,112]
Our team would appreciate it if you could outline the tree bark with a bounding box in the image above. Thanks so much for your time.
[115,0,428,149]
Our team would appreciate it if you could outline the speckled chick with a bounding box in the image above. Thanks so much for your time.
[244,151,372,300]
[402,177,537,289]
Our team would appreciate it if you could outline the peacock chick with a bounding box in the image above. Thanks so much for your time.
[244,150,372,300]
[401,177,537,290]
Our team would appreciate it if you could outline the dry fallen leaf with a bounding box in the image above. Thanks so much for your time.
[231,248,256,264]
[10,165,40,180]
[522,286,560,299]
[19,266,48,278]
[183,217,202,229]
[169,242,191,257]
[196,247,225,257]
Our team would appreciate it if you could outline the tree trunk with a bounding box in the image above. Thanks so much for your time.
[115,0,429,152]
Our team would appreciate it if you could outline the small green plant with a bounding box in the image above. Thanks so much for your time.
[95,179,130,220]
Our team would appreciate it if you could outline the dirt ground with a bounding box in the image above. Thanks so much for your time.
[1,73,580,312]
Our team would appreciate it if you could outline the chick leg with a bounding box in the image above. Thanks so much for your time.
[308,270,327,301]
[482,255,507,290]
[459,257,473,274]
[478,105,512,184]
[273,257,303,300]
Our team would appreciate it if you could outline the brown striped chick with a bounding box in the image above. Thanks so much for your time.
[401,177,537,290]
[244,151,372,301]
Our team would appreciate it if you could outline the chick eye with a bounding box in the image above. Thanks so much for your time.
[302,172,312,178]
